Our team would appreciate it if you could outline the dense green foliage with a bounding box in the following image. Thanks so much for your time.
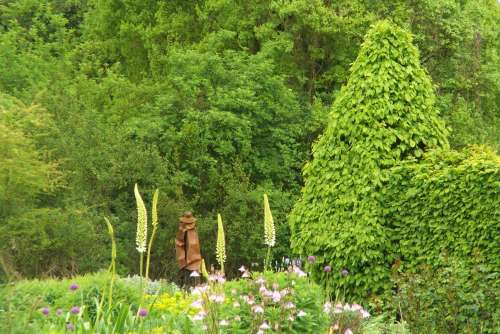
[394,256,499,333]
[0,0,498,284]
[385,146,499,274]
[290,21,449,299]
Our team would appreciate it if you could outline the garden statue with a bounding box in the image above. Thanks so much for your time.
[175,211,202,286]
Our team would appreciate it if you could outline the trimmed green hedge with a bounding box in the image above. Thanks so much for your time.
[384,146,500,272]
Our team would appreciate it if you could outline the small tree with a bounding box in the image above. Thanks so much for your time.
[289,21,449,299]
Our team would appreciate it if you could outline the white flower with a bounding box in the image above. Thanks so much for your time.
[360,309,370,318]
[351,303,362,311]
[215,294,225,303]
[345,329,353,334]
[260,322,270,330]
[297,310,307,317]
[255,277,266,285]
[191,285,208,295]
[216,214,226,273]
[190,271,200,278]
[238,265,246,272]
[220,319,229,326]
[242,271,251,278]
[285,302,295,309]
[234,315,241,321]
[263,194,276,247]
[288,315,295,321]
[233,301,240,308]
[134,184,148,253]
[323,302,332,313]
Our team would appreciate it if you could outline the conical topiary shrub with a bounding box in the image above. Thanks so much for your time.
[289,21,449,300]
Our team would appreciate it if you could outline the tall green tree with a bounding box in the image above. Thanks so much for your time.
[289,21,449,300]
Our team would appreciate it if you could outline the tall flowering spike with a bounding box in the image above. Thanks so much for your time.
[104,217,117,261]
[263,194,276,247]
[216,214,226,273]
[134,183,148,253]
[201,258,209,279]
[151,189,159,227]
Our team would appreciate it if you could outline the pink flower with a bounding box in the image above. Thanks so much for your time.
[192,312,205,321]
[292,266,307,277]
[272,290,282,303]
[252,305,264,314]
[191,300,203,309]
[297,310,307,317]
[137,308,148,317]
[345,329,353,334]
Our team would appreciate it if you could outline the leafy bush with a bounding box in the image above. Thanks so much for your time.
[289,21,448,300]
[393,256,499,334]
[384,146,499,275]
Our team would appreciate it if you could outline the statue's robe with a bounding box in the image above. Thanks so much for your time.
[175,216,201,272]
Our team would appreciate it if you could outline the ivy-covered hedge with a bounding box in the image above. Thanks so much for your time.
[289,21,448,300]
[384,146,500,273]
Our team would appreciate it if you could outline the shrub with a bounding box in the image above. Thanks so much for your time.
[289,20,448,300]
[384,146,499,274]
[393,255,499,334]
